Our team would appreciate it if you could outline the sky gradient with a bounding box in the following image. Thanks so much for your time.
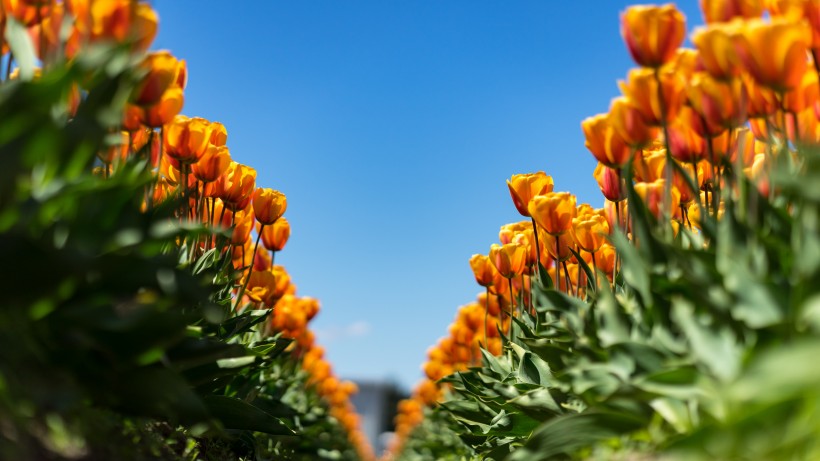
[154,0,704,391]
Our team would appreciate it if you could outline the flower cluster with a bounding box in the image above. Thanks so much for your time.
[0,1,371,458]
[390,0,818,453]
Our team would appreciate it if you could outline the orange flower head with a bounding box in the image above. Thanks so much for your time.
[209,121,228,146]
[668,113,709,163]
[488,243,528,279]
[231,209,254,246]
[767,0,820,48]
[581,113,632,168]
[506,172,554,217]
[733,17,811,91]
[594,163,626,202]
[633,145,667,183]
[528,192,577,235]
[687,71,748,131]
[215,162,257,211]
[140,86,184,128]
[701,0,763,23]
[635,179,682,219]
[192,145,231,183]
[570,209,610,254]
[783,68,819,113]
[620,67,685,126]
[542,232,574,263]
[499,220,531,244]
[134,51,181,107]
[622,4,687,68]
[252,188,287,225]
[608,96,658,149]
[164,116,213,164]
[260,217,291,252]
[469,254,497,287]
[3,0,53,26]
[692,21,744,79]
[595,242,617,280]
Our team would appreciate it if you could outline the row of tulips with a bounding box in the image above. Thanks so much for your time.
[388,0,820,457]
[1,1,372,459]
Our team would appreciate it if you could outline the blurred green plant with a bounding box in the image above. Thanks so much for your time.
[0,43,360,461]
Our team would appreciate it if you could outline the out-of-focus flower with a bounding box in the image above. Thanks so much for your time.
[506,172,554,217]
[620,67,685,125]
[469,254,497,287]
[733,17,811,91]
[489,243,527,279]
[260,217,291,252]
[692,21,743,79]
[542,232,574,263]
[701,0,764,23]
[609,96,657,148]
[192,145,231,183]
[570,212,610,253]
[668,113,709,163]
[252,188,287,225]
[529,192,577,235]
[621,4,686,68]
[687,71,748,132]
[582,113,632,168]
[3,0,53,26]
[635,179,682,219]
[593,163,626,202]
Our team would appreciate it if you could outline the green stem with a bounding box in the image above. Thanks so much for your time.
[233,224,266,311]
[508,278,515,342]
[654,67,673,233]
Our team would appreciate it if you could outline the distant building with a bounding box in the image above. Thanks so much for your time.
[349,380,407,455]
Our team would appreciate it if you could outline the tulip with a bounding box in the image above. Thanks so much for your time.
[570,212,610,254]
[163,115,213,164]
[595,242,617,281]
[134,51,183,107]
[687,71,748,132]
[529,192,577,235]
[469,254,496,287]
[701,0,764,22]
[668,114,709,163]
[488,243,527,279]
[621,4,686,68]
[620,67,685,126]
[692,21,743,79]
[542,232,574,263]
[214,162,257,211]
[594,163,626,202]
[3,0,52,26]
[506,172,554,217]
[140,86,184,128]
[635,179,682,219]
[209,121,228,146]
[609,96,658,149]
[260,217,291,252]
[782,69,819,114]
[581,113,632,168]
[499,221,530,245]
[192,145,231,183]
[634,146,667,183]
[252,188,287,225]
[733,17,811,91]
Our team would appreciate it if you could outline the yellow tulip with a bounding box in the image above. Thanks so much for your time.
[528,192,577,235]
[489,243,527,279]
[252,188,287,225]
[581,113,632,168]
[733,17,811,91]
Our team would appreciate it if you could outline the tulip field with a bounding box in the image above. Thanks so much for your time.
[2,0,820,460]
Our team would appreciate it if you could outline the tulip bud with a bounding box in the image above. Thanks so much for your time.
[252,188,287,225]
[570,212,610,253]
[701,0,763,23]
[469,254,497,287]
[260,217,291,252]
[621,4,686,68]
[528,192,577,235]
[506,172,554,217]
[489,243,528,279]
[593,162,626,202]
[581,113,632,168]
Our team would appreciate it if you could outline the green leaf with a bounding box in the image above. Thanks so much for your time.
[203,395,295,435]
[4,19,37,81]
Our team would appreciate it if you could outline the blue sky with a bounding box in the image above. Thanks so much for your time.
[154,1,703,391]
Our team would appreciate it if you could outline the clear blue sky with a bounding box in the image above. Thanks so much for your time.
[154,1,703,391]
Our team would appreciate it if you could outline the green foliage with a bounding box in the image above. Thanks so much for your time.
[0,46,360,460]
[397,148,820,460]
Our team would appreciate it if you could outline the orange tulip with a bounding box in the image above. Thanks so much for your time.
[528,192,577,235]
[692,21,743,79]
[163,116,213,164]
[3,0,52,26]
[252,188,287,225]
[231,210,254,246]
[581,113,632,168]
[687,72,748,131]
[140,86,184,128]
[260,217,291,252]
[595,242,617,280]
[542,232,574,263]
[506,172,554,217]
[498,221,530,244]
[635,179,682,219]
[634,147,667,183]
[469,254,497,287]
[570,212,610,253]
[192,145,231,183]
[488,243,527,279]
[701,0,764,23]
[782,69,819,113]
[733,17,811,91]
[743,72,779,118]
[593,163,625,202]
[608,96,658,148]
[621,4,686,68]
[620,67,685,126]
[214,162,257,211]
[134,51,182,107]
[209,121,228,146]
[767,0,820,49]
[668,114,709,163]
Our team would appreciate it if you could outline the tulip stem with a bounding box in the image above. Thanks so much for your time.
[530,218,542,274]
[508,278,515,342]
[484,286,490,348]
[654,67,673,235]
[562,261,574,297]
[614,201,621,288]
[233,224,265,311]
[591,251,598,290]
